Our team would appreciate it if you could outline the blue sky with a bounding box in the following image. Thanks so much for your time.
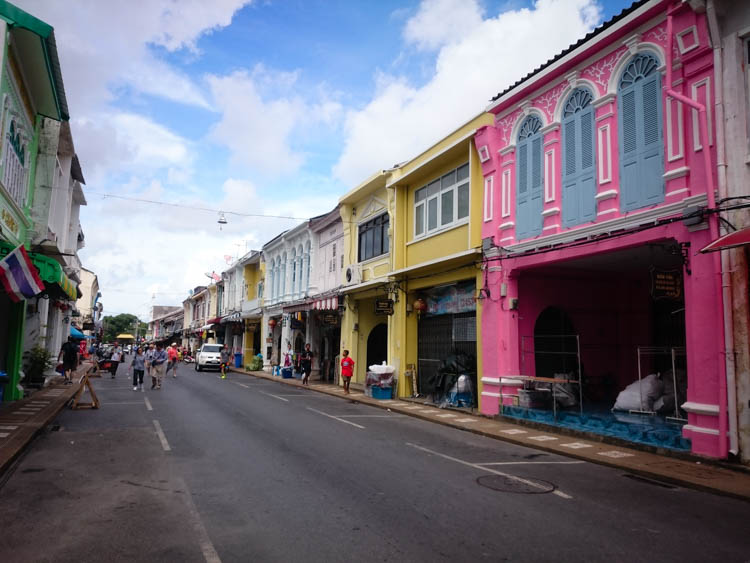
[18,0,635,319]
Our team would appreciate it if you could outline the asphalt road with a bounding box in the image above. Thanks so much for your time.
[1,360,749,562]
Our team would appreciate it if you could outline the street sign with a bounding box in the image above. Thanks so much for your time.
[650,268,683,300]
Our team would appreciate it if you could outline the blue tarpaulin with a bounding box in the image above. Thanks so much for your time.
[70,326,89,339]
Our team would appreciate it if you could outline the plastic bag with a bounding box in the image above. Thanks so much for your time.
[613,373,663,411]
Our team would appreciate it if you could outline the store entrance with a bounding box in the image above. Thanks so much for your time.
[510,240,690,451]
[366,323,387,370]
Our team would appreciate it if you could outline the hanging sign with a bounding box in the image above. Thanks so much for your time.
[322,313,339,325]
[375,298,394,315]
[650,268,683,300]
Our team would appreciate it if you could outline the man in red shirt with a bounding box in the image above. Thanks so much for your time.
[167,343,179,378]
[340,349,354,395]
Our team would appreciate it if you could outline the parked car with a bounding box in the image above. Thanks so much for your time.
[195,344,222,372]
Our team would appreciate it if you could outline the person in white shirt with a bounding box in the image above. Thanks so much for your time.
[109,345,122,378]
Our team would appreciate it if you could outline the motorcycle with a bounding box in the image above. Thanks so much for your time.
[182,354,195,363]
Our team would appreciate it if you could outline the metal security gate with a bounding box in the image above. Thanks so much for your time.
[417,312,476,395]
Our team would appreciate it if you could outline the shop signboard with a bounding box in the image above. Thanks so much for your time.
[375,298,394,315]
[322,313,339,325]
[423,280,476,315]
[650,268,683,300]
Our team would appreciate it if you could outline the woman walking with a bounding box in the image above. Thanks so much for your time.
[129,347,146,391]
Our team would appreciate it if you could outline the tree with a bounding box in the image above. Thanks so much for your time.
[102,314,144,343]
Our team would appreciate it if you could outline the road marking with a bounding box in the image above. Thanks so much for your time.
[501,429,527,435]
[454,417,478,423]
[306,407,365,429]
[178,477,222,563]
[528,435,558,441]
[477,461,586,466]
[598,450,635,458]
[561,442,593,449]
[259,391,289,402]
[0,425,18,430]
[436,413,457,418]
[153,420,171,452]
[406,442,573,500]
[0,432,9,438]
[144,397,153,411]
[231,382,250,389]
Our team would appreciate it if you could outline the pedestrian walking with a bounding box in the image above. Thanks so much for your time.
[109,345,122,378]
[340,349,354,394]
[129,347,146,391]
[301,343,313,386]
[57,337,79,384]
[167,343,179,378]
[145,343,155,378]
[150,343,167,389]
[220,344,232,379]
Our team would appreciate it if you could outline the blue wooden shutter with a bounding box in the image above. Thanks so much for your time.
[562,89,596,227]
[618,53,664,212]
[529,136,543,236]
[515,115,543,240]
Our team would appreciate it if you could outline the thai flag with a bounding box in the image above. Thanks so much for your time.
[0,244,45,302]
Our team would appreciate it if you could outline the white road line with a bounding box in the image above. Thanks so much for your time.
[501,429,528,435]
[477,461,586,466]
[153,420,171,452]
[144,397,153,411]
[454,417,478,423]
[0,432,9,438]
[0,425,18,430]
[306,407,365,429]
[231,382,250,389]
[259,391,289,402]
[406,443,573,500]
[528,435,558,441]
[436,413,457,418]
[178,478,222,563]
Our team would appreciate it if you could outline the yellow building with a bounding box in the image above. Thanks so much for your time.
[339,170,395,386]
[240,250,264,366]
[387,112,493,400]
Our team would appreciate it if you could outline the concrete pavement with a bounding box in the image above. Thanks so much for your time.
[2,360,750,503]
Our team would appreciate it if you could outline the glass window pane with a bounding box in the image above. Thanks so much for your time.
[457,183,470,219]
[441,189,453,225]
[428,197,438,230]
[441,170,455,189]
[358,228,365,261]
[373,221,382,256]
[366,227,375,260]
[415,186,426,202]
[428,179,440,197]
[383,217,389,253]
[457,163,469,182]
[415,203,424,235]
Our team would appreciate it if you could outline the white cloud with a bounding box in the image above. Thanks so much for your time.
[404,0,484,52]
[334,0,603,186]
[207,67,344,178]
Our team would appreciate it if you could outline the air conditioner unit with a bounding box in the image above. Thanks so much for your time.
[344,264,362,286]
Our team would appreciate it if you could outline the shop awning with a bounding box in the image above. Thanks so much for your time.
[283,299,312,313]
[220,312,242,323]
[199,324,215,331]
[116,333,135,339]
[700,226,750,253]
[70,326,85,339]
[0,241,78,300]
[207,317,221,325]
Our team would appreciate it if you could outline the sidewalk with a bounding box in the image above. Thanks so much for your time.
[0,366,89,475]
[231,367,750,502]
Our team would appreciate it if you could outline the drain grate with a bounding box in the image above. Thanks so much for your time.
[476,474,556,494]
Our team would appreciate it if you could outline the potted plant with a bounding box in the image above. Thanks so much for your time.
[23,345,54,389]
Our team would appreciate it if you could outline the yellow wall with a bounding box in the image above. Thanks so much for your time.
[243,260,263,301]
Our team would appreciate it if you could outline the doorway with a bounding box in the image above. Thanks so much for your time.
[366,323,388,371]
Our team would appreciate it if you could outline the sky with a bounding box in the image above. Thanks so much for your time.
[17,0,633,321]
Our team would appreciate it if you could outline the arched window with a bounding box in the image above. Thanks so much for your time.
[280,253,287,298]
[290,248,297,297]
[618,52,664,211]
[562,88,596,227]
[269,259,275,299]
[515,115,544,240]
[305,241,311,292]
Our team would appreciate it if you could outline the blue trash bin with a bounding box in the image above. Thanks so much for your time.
[234,353,243,368]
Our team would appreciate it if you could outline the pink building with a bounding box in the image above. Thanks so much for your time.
[476,0,728,458]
